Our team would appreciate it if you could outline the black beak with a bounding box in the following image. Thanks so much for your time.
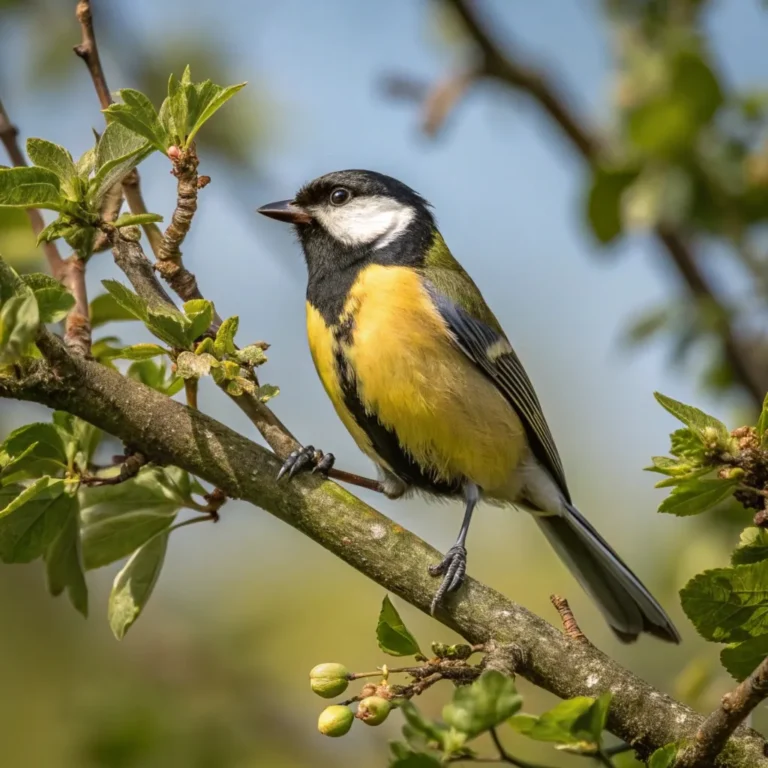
[257,199,313,225]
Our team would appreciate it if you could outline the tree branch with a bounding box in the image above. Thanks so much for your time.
[431,0,766,407]
[73,0,163,258]
[678,657,768,767]
[0,99,91,356]
[0,343,766,766]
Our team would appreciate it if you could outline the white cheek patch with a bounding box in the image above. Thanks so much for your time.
[311,196,416,249]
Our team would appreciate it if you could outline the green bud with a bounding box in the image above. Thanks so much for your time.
[356,696,391,726]
[309,663,350,698]
[318,705,353,737]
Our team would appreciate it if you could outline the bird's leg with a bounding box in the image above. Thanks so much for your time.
[429,482,479,614]
[277,447,383,493]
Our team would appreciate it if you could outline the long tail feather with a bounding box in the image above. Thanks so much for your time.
[536,504,680,643]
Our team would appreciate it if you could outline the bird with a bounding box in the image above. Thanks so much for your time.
[257,169,680,643]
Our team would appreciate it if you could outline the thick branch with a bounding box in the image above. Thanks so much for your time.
[438,0,766,407]
[0,99,91,356]
[0,351,765,766]
[679,658,768,767]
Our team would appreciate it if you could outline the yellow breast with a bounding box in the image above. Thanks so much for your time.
[306,265,526,494]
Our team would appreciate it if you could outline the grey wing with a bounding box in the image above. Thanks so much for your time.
[425,283,571,503]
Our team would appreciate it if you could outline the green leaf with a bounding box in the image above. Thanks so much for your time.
[672,52,722,125]
[0,279,39,363]
[53,412,102,469]
[658,477,738,516]
[101,279,149,322]
[214,315,239,357]
[107,343,168,361]
[0,288,39,363]
[732,527,768,566]
[44,494,88,617]
[376,595,422,656]
[237,344,267,366]
[21,272,75,323]
[183,298,214,341]
[89,121,154,205]
[176,350,218,379]
[127,359,184,396]
[721,635,768,681]
[0,422,68,481]
[670,428,706,460]
[145,305,192,348]
[90,291,139,327]
[80,469,184,570]
[586,166,638,244]
[103,88,167,151]
[681,561,768,642]
[36,217,75,247]
[109,530,168,639]
[654,393,729,444]
[442,670,522,739]
[114,212,163,228]
[0,479,71,563]
[257,383,280,403]
[167,72,190,144]
[757,393,768,449]
[389,753,442,768]
[508,693,611,752]
[26,138,78,197]
[648,742,679,768]
[398,700,450,748]
[187,81,246,144]
[0,166,65,211]
[75,146,96,177]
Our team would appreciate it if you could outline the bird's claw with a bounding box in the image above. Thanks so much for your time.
[429,544,467,614]
[276,445,335,481]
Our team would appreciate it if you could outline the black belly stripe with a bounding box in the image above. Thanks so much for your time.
[333,348,461,496]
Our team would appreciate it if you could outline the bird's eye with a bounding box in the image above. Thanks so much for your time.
[330,187,351,206]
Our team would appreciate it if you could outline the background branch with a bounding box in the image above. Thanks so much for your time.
[430,0,767,407]
[1,341,767,766]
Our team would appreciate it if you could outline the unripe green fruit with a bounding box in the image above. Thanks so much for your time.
[356,696,392,726]
[309,663,350,698]
[318,705,353,737]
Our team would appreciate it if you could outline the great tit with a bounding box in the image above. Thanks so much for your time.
[258,169,680,643]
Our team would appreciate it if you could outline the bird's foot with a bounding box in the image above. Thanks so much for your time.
[276,445,335,481]
[429,545,467,614]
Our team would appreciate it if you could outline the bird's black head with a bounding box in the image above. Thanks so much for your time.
[257,170,436,282]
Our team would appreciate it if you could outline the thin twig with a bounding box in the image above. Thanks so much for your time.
[678,657,768,767]
[550,594,588,643]
[155,144,210,308]
[489,727,555,768]
[73,0,162,257]
[80,450,146,486]
[0,98,91,356]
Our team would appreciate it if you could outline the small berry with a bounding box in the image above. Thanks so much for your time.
[356,696,392,726]
[318,705,353,737]
[309,663,350,698]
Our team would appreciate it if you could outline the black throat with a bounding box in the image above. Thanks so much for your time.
[301,218,434,325]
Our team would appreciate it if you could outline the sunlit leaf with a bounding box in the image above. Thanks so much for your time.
[109,531,168,639]
[377,595,422,656]
[26,138,77,196]
[442,670,522,739]
[0,166,65,210]
[45,495,88,616]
